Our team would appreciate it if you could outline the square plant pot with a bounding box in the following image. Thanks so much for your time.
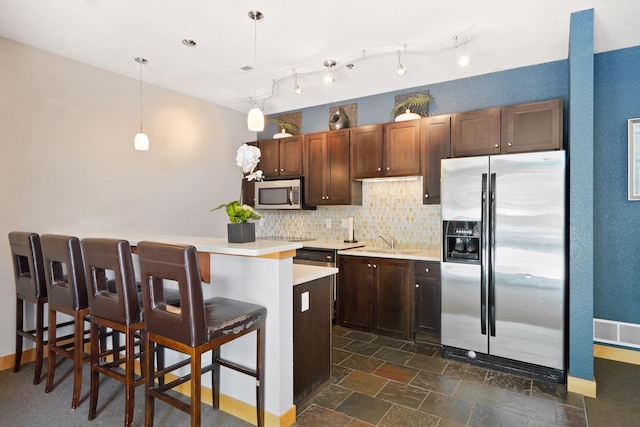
[227,222,256,243]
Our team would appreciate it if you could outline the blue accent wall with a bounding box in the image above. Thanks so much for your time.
[568,9,595,381]
[594,46,640,322]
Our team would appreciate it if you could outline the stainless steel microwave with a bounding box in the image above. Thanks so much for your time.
[254,178,310,210]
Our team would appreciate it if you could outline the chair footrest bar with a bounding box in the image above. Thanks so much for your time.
[215,357,258,378]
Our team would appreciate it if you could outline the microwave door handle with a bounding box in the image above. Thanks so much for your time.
[288,187,294,205]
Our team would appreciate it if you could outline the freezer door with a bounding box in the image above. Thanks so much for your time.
[441,156,489,353]
[489,151,565,370]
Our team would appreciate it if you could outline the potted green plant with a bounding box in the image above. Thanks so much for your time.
[212,144,263,243]
[391,92,433,121]
[268,117,299,138]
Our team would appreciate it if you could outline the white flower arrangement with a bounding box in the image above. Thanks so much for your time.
[212,144,264,223]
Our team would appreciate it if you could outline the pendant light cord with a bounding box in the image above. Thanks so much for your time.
[139,60,143,132]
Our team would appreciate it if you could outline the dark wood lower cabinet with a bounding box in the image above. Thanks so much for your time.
[293,276,332,405]
[337,256,411,340]
[414,261,441,343]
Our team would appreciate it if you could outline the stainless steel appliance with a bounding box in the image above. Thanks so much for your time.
[294,248,337,319]
[440,151,566,382]
[255,178,313,210]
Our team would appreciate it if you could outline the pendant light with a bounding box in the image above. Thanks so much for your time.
[247,10,264,132]
[396,50,406,76]
[134,57,149,151]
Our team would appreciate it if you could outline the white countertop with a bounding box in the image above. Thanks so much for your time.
[301,239,366,250]
[60,232,302,257]
[338,247,440,261]
[292,264,339,286]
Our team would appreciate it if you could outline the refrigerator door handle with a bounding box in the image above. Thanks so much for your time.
[489,172,497,337]
[480,173,488,336]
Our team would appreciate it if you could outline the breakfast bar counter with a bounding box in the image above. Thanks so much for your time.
[54,232,326,426]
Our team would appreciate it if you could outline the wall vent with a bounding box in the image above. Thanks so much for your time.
[228,65,254,75]
[594,318,640,349]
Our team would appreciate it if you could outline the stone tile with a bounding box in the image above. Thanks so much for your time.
[333,334,354,349]
[334,348,353,364]
[339,370,389,397]
[500,391,556,424]
[332,364,353,384]
[555,402,588,427]
[377,380,428,409]
[452,380,505,408]
[332,325,352,337]
[373,362,420,383]
[530,379,585,408]
[372,346,414,365]
[437,419,469,427]
[336,391,394,425]
[371,335,407,349]
[346,419,375,427]
[410,370,460,396]
[340,354,384,373]
[419,391,474,424]
[406,353,449,374]
[401,341,441,357]
[344,340,382,357]
[294,404,352,427]
[345,330,377,343]
[378,404,440,427]
[468,403,528,427]
[484,370,533,393]
[308,383,353,410]
[442,361,489,384]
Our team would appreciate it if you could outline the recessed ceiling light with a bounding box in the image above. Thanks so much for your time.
[181,39,197,47]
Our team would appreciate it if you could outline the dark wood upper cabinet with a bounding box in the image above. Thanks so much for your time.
[502,99,563,153]
[258,136,303,177]
[350,120,421,179]
[421,115,451,205]
[452,108,502,157]
[305,130,361,206]
[452,99,563,157]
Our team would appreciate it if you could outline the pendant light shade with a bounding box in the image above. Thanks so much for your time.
[134,57,149,151]
[247,105,264,132]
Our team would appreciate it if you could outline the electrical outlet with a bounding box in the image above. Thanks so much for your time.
[341,218,349,228]
[301,291,309,312]
[325,218,331,228]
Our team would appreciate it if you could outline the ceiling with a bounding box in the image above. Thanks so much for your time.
[1,1,639,115]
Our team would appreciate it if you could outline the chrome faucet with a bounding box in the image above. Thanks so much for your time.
[378,233,396,249]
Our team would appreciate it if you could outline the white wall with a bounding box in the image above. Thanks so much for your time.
[0,37,255,358]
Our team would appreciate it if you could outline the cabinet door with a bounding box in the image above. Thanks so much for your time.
[293,276,332,405]
[414,261,441,342]
[326,129,351,205]
[337,256,374,331]
[279,136,304,176]
[383,120,421,176]
[452,108,501,157]
[375,259,411,340]
[304,132,328,206]
[421,115,451,205]
[258,139,281,177]
[502,99,563,153]
[350,124,384,179]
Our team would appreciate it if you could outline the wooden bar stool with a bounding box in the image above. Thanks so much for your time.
[8,231,73,385]
[137,241,266,427]
[41,234,91,409]
[81,238,148,426]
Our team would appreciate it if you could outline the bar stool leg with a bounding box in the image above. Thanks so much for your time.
[144,336,155,427]
[14,298,24,374]
[256,323,265,427]
[212,348,220,410]
[88,321,100,421]
[190,347,202,427]
[124,325,136,427]
[45,309,57,394]
[71,311,85,409]
[34,300,45,385]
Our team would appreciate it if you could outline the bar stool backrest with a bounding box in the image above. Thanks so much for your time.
[9,232,47,299]
[81,238,141,325]
[137,241,207,347]
[40,234,88,310]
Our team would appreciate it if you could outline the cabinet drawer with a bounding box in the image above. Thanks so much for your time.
[414,261,440,278]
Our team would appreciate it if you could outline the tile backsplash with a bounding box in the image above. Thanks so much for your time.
[255,177,441,250]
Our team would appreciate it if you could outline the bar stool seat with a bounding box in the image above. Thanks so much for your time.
[137,241,266,427]
[41,234,91,410]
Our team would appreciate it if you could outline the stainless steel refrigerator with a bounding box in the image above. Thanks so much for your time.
[440,150,566,382]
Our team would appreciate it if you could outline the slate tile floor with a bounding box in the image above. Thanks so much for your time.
[294,326,587,426]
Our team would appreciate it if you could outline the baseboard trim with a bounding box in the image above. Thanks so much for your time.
[567,375,597,398]
[0,348,37,371]
[594,344,640,365]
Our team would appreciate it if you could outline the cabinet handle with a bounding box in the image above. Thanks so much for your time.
[321,196,326,200]
[377,167,382,171]
[274,169,279,172]
[425,268,430,273]
[494,143,499,148]
[367,263,372,268]
[507,142,512,147]
[386,167,390,171]
[373,264,377,269]
[415,284,420,288]
[326,195,330,199]
[280,168,285,172]
[425,194,429,199]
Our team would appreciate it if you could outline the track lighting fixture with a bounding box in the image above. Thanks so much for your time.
[294,73,302,95]
[323,60,336,84]
[134,57,149,151]
[396,50,406,76]
[247,10,265,132]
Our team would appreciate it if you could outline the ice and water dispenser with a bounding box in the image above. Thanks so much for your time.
[443,221,481,263]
